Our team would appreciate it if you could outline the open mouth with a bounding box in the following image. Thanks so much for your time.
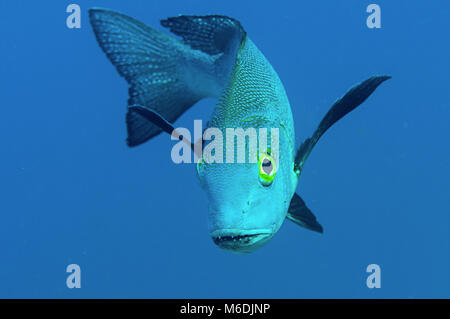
[210,229,273,253]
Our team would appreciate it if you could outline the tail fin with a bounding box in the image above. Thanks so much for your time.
[89,9,245,147]
[89,8,200,146]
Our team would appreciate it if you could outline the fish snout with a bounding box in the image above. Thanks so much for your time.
[209,229,273,253]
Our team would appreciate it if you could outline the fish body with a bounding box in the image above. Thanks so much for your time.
[89,8,390,253]
[201,37,298,251]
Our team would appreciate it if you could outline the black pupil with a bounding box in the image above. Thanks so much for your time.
[262,158,272,175]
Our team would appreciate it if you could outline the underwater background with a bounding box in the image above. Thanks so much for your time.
[1,0,449,298]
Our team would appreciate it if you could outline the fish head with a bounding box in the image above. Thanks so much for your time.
[197,145,293,253]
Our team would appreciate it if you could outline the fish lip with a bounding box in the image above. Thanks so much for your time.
[210,228,272,238]
[210,228,273,252]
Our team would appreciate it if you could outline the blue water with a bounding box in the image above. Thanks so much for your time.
[1,0,449,298]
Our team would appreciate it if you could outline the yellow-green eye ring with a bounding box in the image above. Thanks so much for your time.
[258,152,277,186]
[196,157,205,175]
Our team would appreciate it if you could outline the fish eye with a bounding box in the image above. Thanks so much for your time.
[196,157,205,177]
[258,152,277,186]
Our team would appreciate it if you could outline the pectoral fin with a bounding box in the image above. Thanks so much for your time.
[128,105,177,137]
[287,193,323,233]
[128,105,196,152]
[295,75,391,171]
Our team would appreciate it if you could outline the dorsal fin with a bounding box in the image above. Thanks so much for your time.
[160,15,246,56]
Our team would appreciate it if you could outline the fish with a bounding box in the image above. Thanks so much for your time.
[89,8,390,253]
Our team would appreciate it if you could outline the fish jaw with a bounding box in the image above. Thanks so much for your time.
[209,228,274,253]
